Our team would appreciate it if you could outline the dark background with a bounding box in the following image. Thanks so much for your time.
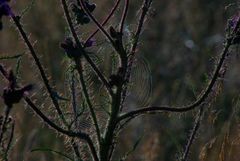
[0,0,240,160]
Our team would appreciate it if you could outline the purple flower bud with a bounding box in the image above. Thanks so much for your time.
[85,39,95,47]
[229,12,240,29]
[0,0,13,17]
[0,0,14,30]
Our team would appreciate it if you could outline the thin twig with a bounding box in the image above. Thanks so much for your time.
[78,0,115,46]
[5,121,15,159]
[119,0,129,34]
[70,70,77,120]
[121,0,152,111]
[129,0,152,60]
[181,107,203,161]
[118,0,130,73]
[84,0,122,47]
[79,0,128,71]
[0,106,11,145]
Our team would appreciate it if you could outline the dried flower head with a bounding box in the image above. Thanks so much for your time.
[3,84,33,107]
[60,37,81,58]
[72,1,96,25]
[0,66,33,107]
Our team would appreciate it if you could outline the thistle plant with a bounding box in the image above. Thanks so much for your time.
[0,0,240,161]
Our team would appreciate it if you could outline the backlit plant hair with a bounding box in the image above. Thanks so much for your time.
[0,0,240,161]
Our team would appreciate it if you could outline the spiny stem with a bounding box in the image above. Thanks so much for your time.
[101,88,122,161]
[118,0,130,74]
[129,0,153,57]
[181,107,203,161]
[71,138,82,161]
[70,70,77,120]
[75,58,101,145]
[11,16,67,126]
[5,121,15,160]
[24,97,99,161]
[1,63,99,160]
[0,106,11,145]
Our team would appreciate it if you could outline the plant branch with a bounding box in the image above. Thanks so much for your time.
[5,121,15,160]
[75,58,101,144]
[84,0,122,47]
[1,63,100,160]
[60,0,113,96]
[118,15,240,122]
[78,0,115,46]
[24,97,99,161]
[70,70,77,120]
[118,39,232,123]
[11,16,67,125]
[0,106,11,145]
[121,0,152,111]
[180,106,203,161]
[119,0,129,34]
[79,0,129,88]
[71,138,82,160]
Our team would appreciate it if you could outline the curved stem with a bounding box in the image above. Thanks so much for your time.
[118,40,232,123]
[24,97,99,161]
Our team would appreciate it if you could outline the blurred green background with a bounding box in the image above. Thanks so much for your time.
[0,0,240,161]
